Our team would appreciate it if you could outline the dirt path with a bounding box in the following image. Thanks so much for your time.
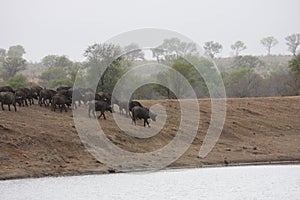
[1,97,300,180]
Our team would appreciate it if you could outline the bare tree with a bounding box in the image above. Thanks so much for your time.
[0,48,6,57]
[203,41,223,59]
[261,36,278,55]
[151,38,199,62]
[231,41,247,56]
[285,33,300,56]
[124,43,145,61]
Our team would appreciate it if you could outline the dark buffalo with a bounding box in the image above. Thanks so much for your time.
[31,85,43,100]
[96,92,111,104]
[118,100,129,116]
[79,87,94,103]
[39,89,56,106]
[0,86,14,93]
[88,100,112,119]
[57,89,72,100]
[0,92,17,111]
[71,88,85,109]
[51,94,71,112]
[131,106,157,127]
[15,89,28,107]
[18,87,34,105]
[129,100,143,112]
[56,86,72,91]
[84,91,111,105]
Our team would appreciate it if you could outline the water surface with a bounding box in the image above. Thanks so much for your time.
[1,165,299,200]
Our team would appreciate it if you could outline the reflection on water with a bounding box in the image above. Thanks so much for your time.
[1,165,300,200]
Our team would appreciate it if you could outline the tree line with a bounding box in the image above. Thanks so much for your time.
[0,33,300,99]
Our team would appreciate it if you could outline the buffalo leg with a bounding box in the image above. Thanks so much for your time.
[98,112,103,119]
[64,104,67,112]
[88,108,91,118]
[132,117,136,125]
[144,119,150,127]
[13,103,17,111]
[8,104,11,111]
[1,103,4,111]
[88,108,96,118]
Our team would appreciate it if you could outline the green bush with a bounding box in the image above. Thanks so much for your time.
[5,75,28,88]
[49,78,73,88]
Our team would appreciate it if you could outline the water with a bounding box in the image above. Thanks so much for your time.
[1,165,300,200]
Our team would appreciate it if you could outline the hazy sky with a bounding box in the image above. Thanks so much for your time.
[0,0,299,62]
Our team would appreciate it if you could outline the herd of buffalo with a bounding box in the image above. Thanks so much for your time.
[0,85,157,127]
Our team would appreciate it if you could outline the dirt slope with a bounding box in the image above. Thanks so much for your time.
[1,97,300,180]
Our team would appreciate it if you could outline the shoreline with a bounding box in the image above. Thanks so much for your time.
[2,160,300,181]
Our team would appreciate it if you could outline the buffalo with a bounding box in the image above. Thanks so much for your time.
[129,100,143,112]
[131,106,156,127]
[71,88,85,109]
[88,100,112,119]
[51,94,71,112]
[56,86,71,91]
[31,85,43,100]
[18,87,34,105]
[95,92,111,104]
[118,100,129,116]
[15,89,28,107]
[39,89,56,106]
[0,92,17,111]
[0,86,14,93]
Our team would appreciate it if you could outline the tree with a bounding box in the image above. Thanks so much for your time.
[39,67,68,87]
[41,55,73,68]
[96,57,129,92]
[285,33,300,56]
[224,68,263,97]
[66,62,82,83]
[0,49,5,69]
[151,48,165,62]
[160,38,199,57]
[283,56,300,95]
[124,43,145,61]
[41,55,59,68]
[289,54,300,73]
[203,41,222,59]
[233,55,264,69]
[2,57,26,81]
[151,38,199,62]
[260,36,278,55]
[84,43,123,64]
[0,48,6,58]
[231,41,246,56]
[7,45,26,58]
[154,58,204,98]
[55,55,73,68]
[84,43,127,92]
[269,71,296,96]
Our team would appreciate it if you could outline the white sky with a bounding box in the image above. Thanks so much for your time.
[0,0,299,62]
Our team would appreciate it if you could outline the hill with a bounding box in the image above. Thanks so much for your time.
[1,96,300,180]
